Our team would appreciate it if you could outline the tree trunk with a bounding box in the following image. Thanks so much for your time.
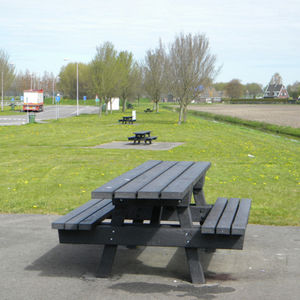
[98,99,102,117]
[183,105,188,123]
[122,98,126,112]
[110,99,112,114]
[105,99,109,115]
[155,101,159,113]
[178,104,184,124]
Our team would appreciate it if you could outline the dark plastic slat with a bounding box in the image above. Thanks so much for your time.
[138,161,194,199]
[51,198,102,229]
[78,202,115,230]
[216,198,240,235]
[114,161,177,199]
[160,162,211,199]
[91,160,162,199]
[231,198,252,235]
[201,198,227,234]
[65,199,113,230]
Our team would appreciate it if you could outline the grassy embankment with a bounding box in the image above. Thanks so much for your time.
[0,104,299,226]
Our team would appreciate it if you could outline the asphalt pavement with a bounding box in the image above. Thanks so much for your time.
[0,105,99,126]
[0,214,299,300]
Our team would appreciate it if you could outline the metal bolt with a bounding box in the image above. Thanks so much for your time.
[112,230,115,234]
[110,237,113,241]
[186,240,190,244]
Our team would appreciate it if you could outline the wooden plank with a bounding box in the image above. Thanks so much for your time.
[51,198,102,229]
[114,161,177,199]
[138,161,194,199]
[65,199,113,230]
[91,160,162,199]
[78,201,115,230]
[231,198,252,235]
[216,198,240,235]
[160,162,211,199]
[201,198,227,234]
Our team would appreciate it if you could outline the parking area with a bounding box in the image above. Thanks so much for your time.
[0,105,99,126]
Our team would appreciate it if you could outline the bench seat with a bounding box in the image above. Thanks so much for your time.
[201,197,251,235]
[52,198,115,231]
[144,136,157,144]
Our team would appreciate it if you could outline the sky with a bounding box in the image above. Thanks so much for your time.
[1,0,300,86]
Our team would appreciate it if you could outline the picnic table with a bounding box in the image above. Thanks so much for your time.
[52,160,251,284]
[144,108,153,113]
[128,130,157,144]
[119,116,135,124]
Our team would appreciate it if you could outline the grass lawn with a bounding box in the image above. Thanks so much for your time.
[0,105,299,226]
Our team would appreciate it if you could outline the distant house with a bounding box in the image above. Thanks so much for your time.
[264,84,289,98]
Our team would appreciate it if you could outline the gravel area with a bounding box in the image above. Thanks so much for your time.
[188,104,300,128]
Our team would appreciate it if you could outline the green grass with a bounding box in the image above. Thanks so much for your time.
[0,106,299,226]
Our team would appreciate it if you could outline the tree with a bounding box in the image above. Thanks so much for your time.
[144,41,166,112]
[167,33,219,123]
[245,83,263,98]
[287,81,300,99]
[90,42,119,115]
[0,49,15,101]
[117,50,135,112]
[58,63,92,99]
[225,79,244,98]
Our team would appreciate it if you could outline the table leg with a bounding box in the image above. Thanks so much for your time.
[193,176,207,206]
[150,206,162,224]
[96,245,118,277]
[96,207,125,278]
[177,202,206,284]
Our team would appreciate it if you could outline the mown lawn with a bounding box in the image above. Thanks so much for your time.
[0,106,299,225]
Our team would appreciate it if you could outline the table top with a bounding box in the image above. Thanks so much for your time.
[92,160,211,206]
[133,130,151,135]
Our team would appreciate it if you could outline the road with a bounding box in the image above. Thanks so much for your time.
[0,105,99,126]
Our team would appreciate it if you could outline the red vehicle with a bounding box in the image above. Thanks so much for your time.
[23,89,44,112]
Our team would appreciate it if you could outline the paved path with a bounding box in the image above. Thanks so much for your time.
[0,214,299,300]
[188,104,300,128]
[0,105,99,126]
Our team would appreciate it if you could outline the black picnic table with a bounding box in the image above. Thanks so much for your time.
[128,130,157,144]
[119,116,134,124]
[52,160,251,283]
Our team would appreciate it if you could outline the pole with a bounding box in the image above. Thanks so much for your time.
[52,78,55,105]
[1,71,3,112]
[76,62,79,116]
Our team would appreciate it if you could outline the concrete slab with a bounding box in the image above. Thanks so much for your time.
[0,214,299,300]
[88,141,184,151]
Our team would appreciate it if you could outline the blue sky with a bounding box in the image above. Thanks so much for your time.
[1,0,299,86]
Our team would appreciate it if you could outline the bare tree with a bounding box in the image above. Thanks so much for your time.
[144,41,166,112]
[117,51,135,112]
[167,33,218,124]
[0,49,15,101]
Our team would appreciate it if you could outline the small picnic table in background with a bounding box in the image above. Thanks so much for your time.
[128,130,157,144]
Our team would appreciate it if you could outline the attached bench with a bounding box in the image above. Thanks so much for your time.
[201,197,251,236]
[144,136,157,144]
[52,199,115,231]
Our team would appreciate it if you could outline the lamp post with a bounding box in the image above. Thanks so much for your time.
[64,58,79,116]
[1,71,3,112]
